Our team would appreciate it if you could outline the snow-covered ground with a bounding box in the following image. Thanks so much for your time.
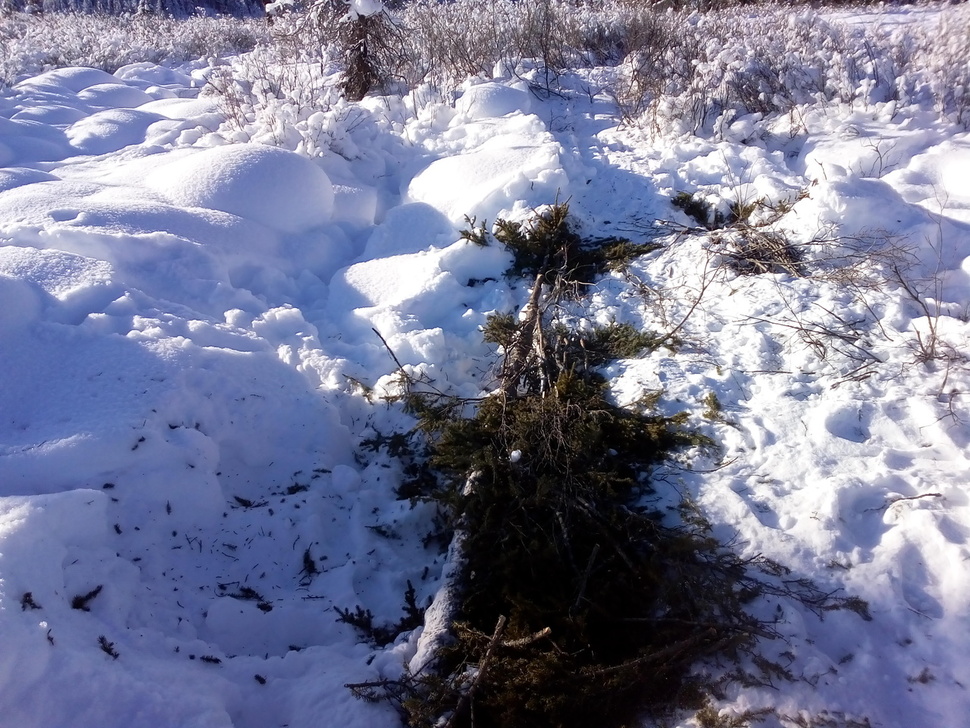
[1,5,970,727]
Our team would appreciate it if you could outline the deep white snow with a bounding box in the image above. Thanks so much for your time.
[1,6,969,728]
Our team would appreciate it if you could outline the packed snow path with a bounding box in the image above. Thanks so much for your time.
[2,30,970,728]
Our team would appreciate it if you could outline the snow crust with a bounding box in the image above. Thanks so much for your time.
[1,7,970,726]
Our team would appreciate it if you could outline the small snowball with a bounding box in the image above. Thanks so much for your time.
[348,0,383,17]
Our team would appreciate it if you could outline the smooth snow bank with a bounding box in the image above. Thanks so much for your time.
[456,81,532,120]
[407,113,568,224]
[0,56,410,728]
[146,144,335,233]
[67,108,166,154]
[0,116,71,164]
[0,166,56,192]
[14,66,120,93]
[76,82,155,109]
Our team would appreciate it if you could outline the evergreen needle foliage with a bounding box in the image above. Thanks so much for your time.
[399,371,756,728]
[495,202,660,288]
[673,191,724,230]
[352,205,868,728]
[359,208,744,727]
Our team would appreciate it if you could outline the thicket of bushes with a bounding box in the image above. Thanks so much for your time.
[4,1,969,128]
[389,0,970,129]
[0,0,262,17]
[0,12,265,85]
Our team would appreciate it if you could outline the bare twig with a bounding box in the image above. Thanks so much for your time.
[444,615,508,728]
[372,327,406,373]
[863,493,944,513]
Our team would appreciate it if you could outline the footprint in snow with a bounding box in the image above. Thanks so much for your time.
[823,404,873,443]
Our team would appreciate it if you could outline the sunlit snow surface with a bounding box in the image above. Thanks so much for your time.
[2,11,970,728]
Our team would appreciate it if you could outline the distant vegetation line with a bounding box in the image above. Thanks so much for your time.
[0,0,953,20]
[2,0,968,131]
[1,0,263,17]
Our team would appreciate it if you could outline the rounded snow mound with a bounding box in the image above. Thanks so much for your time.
[457,82,531,120]
[0,167,57,194]
[145,144,334,233]
[15,66,119,93]
[67,109,165,155]
[77,83,154,109]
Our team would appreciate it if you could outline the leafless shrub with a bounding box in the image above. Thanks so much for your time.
[861,2,970,126]
[608,10,693,123]
[716,228,805,278]
[0,12,265,87]
[395,0,600,92]
[611,7,873,133]
[202,35,343,144]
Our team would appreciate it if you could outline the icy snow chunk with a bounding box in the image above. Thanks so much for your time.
[334,249,446,308]
[66,108,166,155]
[437,235,511,282]
[145,144,335,233]
[457,82,532,120]
[76,82,154,109]
[335,238,508,311]
[251,305,319,341]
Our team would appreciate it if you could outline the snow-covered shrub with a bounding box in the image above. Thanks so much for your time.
[349,204,872,728]
[203,45,352,154]
[879,3,970,125]
[0,11,266,86]
[612,8,871,132]
[298,0,407,101]
[201,18,399,162]
[394,0,650,92]
[0,0,264,15]
[6,1,968,134]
